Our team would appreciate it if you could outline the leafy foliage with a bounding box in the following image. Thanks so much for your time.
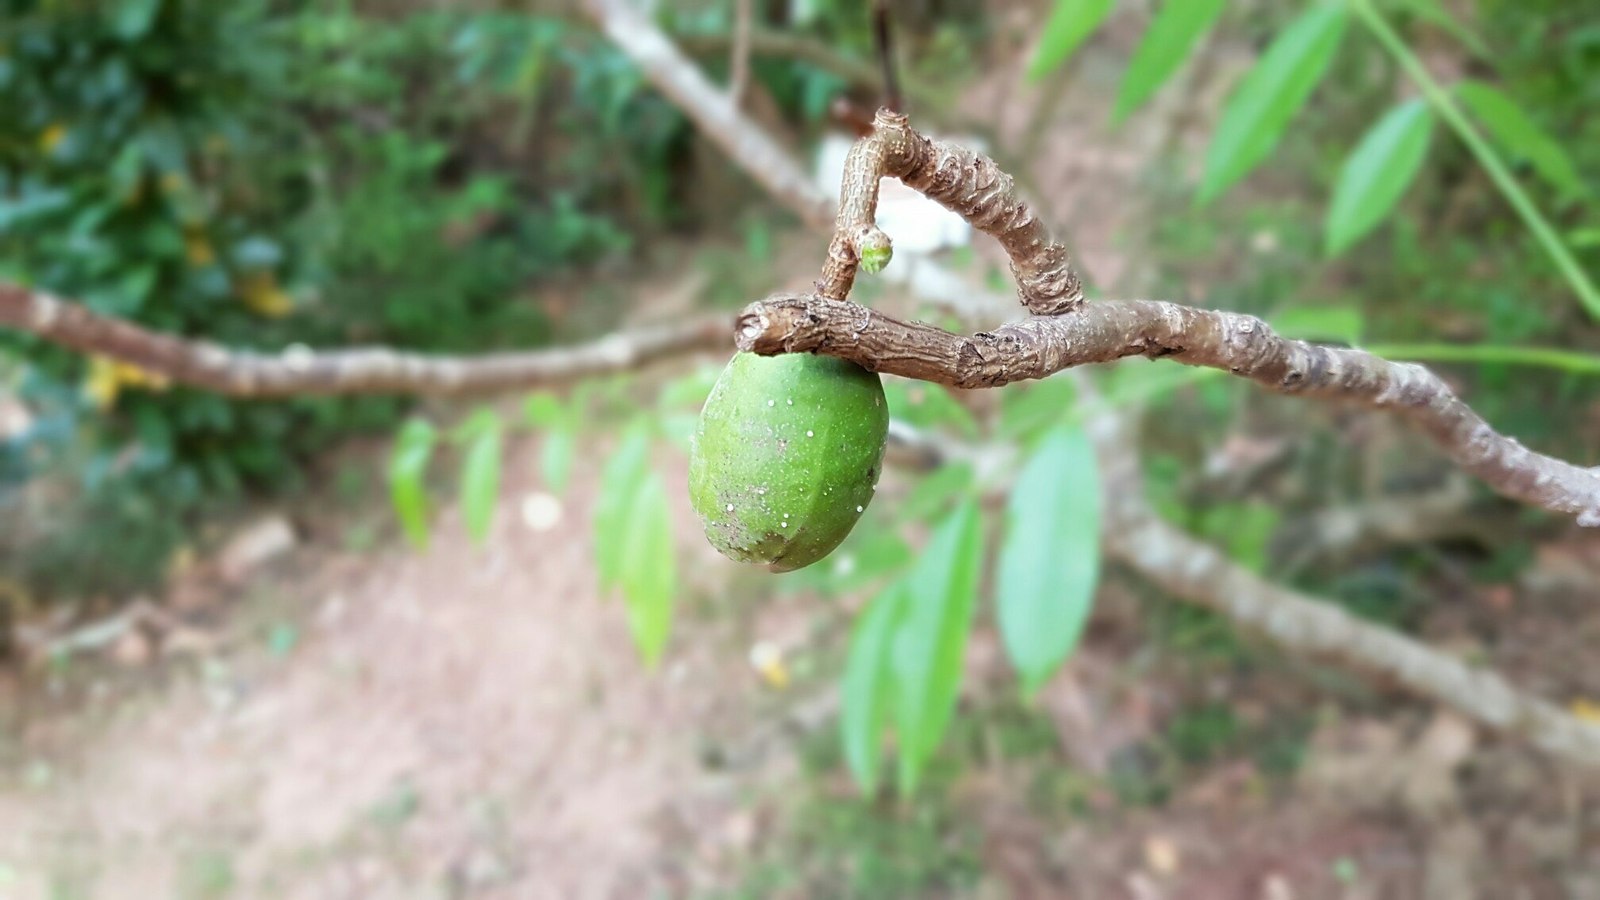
[995,425,1101,698]
[0,3,685,592]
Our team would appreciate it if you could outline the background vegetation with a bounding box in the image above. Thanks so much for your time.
[2,0,1598,895]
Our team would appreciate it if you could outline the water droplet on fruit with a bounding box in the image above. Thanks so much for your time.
[726,503,734,512]
[806,430,814,437]
[856,505,863,513]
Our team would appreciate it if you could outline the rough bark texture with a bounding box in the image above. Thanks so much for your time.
[738,292,1600,523]
[0,284,729,397]
[818,110,1083,313]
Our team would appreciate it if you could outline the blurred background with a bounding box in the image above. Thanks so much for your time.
[2,0,1599,896]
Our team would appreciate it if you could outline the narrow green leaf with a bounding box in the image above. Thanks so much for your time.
[459,411,503,545]
[841,583,908,793]
[998,374,1079,446]
[388,419,436,549]
[900,462,976,522]
[619,472,675,666]
[595,423,653,592]
[113,0,162,39]
[891,500,985,793]
[1269,305,1365,344]
[1026,0,1116,82]
[1456,81,1586,198]
[541,427,575,494]
[995,425,1101,699]
[523,392,565,429]
[1326,98,1434,255]
[1198,3,1347,204]
[1394,0,1489,58]
[1112,0,1227,124]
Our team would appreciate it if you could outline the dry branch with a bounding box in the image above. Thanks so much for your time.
[0,284,729,396]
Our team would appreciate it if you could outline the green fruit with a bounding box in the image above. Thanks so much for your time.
[689,351,889,573]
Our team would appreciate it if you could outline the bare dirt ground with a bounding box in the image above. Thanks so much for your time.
[7,16,1600,900]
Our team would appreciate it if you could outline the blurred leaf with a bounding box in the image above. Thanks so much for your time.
[113,0,162,39]
[1104,358,1218,409]
[459,409,503,544]
[1199,4,1347,203]
[1113,0,1227,124]
[595,423,653,592]
[1394,0,1489,58]
[883,379,980,439]
[1571,228,1600,249]
[1270,305,1365,344]
[523,391,565,428]
[1326,98,1433,255]
[619,472,675,666]
[1027,0,1116,81]
[1199,501,1280,572]
[900,462,976,522]
[830,528,914,593]
[999,374,1079,445]
[656,364,721,410]
[892,500,984,793]
[995,425,1101,698]
[841,582,907,793]
[388,419,436,549]
[1456,80,1586,198]
[540,428,575,494]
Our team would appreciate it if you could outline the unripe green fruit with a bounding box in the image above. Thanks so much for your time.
[689,351,889,572]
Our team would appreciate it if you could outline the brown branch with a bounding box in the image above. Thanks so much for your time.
[0,284,729,397]
[727,0,752,108]
[583,0,834,230]
[738,292,1600,524]
[816,110,1084,314]
[1082,404,1600,766]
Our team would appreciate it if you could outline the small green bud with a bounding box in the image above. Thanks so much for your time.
[858,240,893,275]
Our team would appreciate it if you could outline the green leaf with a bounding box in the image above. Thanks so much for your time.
[113,0,162,39]
[388,419,436,549]
[995,425,1101,698]
[459,410,503,545]
[619,472,676,666]
[882,379,980,439]
[1112,0,1227,124]
[900,462,976,522]
[1026,0,1116,81]
[1456,81,1586,198]
[1326,98,1434,255]
[541,428,575,494]
[1198,3,1347,204]
[841,583,908,793]
[595,423,653,592]
[1394,0,1488,58]
[891,500,985,793]
[523,392,565,429]
[1270,305,1365,344]
[998,374,1079,446]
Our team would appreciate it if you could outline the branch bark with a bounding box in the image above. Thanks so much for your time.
[737,292,1600,523]
[0,284,729,397]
